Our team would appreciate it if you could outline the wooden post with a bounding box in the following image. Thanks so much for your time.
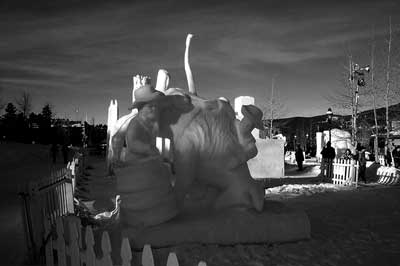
[55,218,67,266]
[84,226,96,266]
[167,252,179,266]
[142,245,155,266]
[121,238,132,266]
[43,214,54,266]
[101,231,113,266]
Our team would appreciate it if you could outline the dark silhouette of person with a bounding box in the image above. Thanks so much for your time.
[321,141,336,160]
[295,144,304,171]
[392,146,400,168]
[358,148,367,183]
[321,141,336,178]
[62,143,69,164]
[50,143,58,163]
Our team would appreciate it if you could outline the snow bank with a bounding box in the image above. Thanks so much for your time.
[265,183,354,199]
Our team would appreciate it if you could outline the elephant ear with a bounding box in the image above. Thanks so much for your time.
[241,105,264,130]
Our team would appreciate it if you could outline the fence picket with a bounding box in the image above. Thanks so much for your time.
[101,231,113,266]
[84,226,96,266]
[121,238,132,266]
[68,218,80,266]
[142,244,155,266]
[44,215,54,266]
[55,217,67,266]
[166,252,179,266]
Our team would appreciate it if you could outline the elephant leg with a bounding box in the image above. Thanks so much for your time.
[214,177,265,212]
[173,150,198,210]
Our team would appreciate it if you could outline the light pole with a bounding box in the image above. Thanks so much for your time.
[305,133,309,153]
[351,63,370,147]
[327,108,333,142]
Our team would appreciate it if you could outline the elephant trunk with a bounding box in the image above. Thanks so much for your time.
[185,33,197,96]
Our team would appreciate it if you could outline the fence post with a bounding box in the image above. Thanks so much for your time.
[101,231,113,266]
[68,218,80,266]
[167,252,179,266]
[121,238,133,266]
[142,244,155,266]
[55,217,67,266]
[44,214,54,266]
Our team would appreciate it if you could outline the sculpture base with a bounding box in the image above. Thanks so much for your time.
[122,200,310,249]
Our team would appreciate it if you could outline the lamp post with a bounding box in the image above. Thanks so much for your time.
[305,133,309,153]
[351,62,370,147]
[327,108,333,142]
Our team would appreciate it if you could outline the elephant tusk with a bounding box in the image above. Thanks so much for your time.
[185,33,197,95]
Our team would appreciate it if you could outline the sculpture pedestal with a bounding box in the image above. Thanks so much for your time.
[122,200,310,249]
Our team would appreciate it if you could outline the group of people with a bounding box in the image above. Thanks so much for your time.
[322,142,368,183]
[295,140,370,183]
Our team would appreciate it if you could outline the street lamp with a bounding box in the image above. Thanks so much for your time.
[351,63,370,146]
[327,108,333,142]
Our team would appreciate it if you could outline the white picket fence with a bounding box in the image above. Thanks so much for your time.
[331,158,359,187]
[44,216,207,266]
[19,151,85,263]
[321,158,359,187]
[378,155,386,166]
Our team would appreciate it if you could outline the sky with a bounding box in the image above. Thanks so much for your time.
[1,0,400,124]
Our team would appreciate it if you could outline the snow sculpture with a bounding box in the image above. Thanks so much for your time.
[107,72,171,175]
[116,84,179,227]
[115,34,265,229]
[107,100,118,172]
[323,128,354,156]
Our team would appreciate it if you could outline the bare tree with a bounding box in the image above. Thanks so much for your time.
[0,86,6,111]
[15,91,32,118]
[384,16,392,154]
[263,77,286,138]
[370,27,379,162]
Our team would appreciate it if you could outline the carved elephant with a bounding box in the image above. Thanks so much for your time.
[155,88,265,212]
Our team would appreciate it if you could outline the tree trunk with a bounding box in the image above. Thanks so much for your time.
[385,16,392,155]
[370,28,379,163]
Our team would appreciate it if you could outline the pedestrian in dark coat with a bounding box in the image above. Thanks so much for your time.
[295,144,304,171]
[321,141,336,160]
[358,147,367,183]
[320,141,336,178]
[392,146,400,168]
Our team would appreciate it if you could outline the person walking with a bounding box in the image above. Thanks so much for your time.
[295,144,304,171]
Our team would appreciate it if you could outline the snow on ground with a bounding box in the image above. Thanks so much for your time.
[0,142,69,265]
[1,143,400,266]
[265,183,354,200]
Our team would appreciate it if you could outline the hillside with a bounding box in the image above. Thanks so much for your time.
[272,102,400,148]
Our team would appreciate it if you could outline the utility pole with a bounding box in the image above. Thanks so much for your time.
[349,60,370,148]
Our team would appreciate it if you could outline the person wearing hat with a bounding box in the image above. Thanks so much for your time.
[116,84,179,228]
[125,84,165,160]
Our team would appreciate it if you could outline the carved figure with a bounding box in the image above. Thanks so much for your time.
[112,34,265,230]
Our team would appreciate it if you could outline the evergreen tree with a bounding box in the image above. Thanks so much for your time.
[39,104,53,144]
[3,103,17,140]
